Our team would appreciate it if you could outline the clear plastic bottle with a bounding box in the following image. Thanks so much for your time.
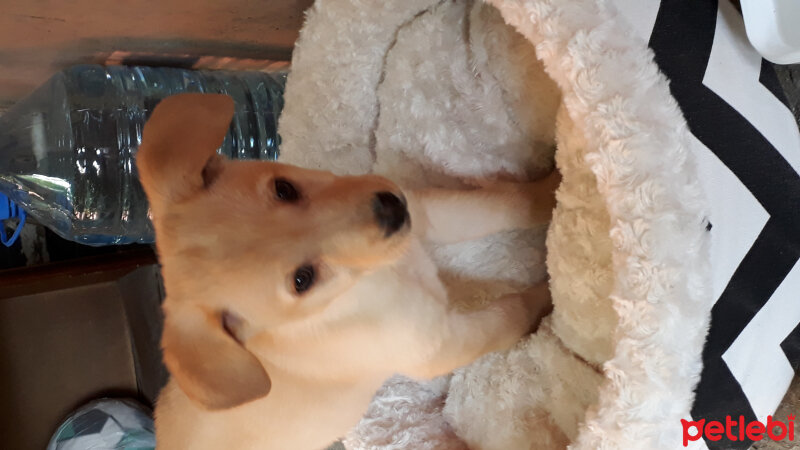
[0,64,286,246]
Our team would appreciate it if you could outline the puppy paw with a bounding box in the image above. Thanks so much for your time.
[496,282,553,337]
[492,285,552,348]
[523,169,561,222]
[520,282,554,334]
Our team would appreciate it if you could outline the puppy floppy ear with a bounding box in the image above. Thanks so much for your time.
[136,93,234,208]
[161,303,271,410]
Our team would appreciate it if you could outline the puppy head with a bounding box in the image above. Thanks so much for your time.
[137,93,410,410]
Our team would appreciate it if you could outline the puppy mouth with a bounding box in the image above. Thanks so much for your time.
[372,191,410,237]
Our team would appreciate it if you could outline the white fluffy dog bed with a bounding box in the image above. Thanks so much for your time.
[277,0,714,448]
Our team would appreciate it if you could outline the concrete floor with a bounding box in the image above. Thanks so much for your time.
[0,0,313,108]
[776,65,800,122]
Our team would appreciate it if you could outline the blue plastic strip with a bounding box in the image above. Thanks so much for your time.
[0,209,25,247]
[0,193,26,247]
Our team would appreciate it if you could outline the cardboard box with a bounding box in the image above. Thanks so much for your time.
[0,249,165,449]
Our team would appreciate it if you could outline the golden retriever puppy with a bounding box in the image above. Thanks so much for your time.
[136,93,558,449]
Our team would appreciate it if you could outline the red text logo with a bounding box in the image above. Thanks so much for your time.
[682,415,795,446]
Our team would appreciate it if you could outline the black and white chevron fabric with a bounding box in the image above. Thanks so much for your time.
[616,0,800,448]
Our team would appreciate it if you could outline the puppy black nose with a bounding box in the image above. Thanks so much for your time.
[372,191,409,237]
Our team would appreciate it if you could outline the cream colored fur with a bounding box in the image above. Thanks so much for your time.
[280,0,712,449]
[137,94,557,449]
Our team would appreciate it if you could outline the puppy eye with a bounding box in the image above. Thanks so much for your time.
[293,265,315,294]
[274,178,299,202]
